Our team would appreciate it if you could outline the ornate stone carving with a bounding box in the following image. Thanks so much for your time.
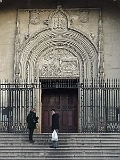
[98,10,104,79]
[30,10,40,25]
[48,5,70,31]
[39,48,79,77]
[14,6,103,82]
[79,10,89,23]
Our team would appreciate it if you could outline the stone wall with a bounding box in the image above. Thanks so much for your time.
[0,10,16,79]
[0,0,120,80]
[103,1,120,79]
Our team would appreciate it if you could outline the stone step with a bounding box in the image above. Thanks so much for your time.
[0,154,119,159]
[0,147,119,151]
[0,141,119,147]
[0,143,119,147]
[0,133,119,137]
[0,136,120,143]
[0,133,119,160]
[0,151,120,157]
[0,139,119,142]
[0,158,119,160]
[0,134,119,139]
[0,139,119,144]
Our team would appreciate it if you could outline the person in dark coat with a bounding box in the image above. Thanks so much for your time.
[51,109,60,148]
[51,109,59,131]
[27,108,39,143]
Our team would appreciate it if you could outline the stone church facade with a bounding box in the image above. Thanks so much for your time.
[0,0,120,133]
[14,6,99,81]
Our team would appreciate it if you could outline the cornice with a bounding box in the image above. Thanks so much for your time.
[0,0,120,9]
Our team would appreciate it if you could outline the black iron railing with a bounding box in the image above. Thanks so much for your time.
[0,82,34,133]
[0,78,119,133]
[81,79,120,133]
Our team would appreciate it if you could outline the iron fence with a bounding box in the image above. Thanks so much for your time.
[0,82,34,133]
[81,79,120,133]
[0,79,119,133]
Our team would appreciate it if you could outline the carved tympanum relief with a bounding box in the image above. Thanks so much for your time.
[14,6,103,81]
[39,48,79,77]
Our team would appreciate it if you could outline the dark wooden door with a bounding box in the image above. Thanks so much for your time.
[41,88,78,133]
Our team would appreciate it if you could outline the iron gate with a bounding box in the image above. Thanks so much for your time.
[0,83,34,133]
[0,79,119,133]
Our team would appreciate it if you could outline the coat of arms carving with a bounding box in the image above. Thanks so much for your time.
[30,10,40,25]
[79,10,89,23]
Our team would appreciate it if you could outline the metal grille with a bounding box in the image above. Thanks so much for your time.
[81,79,120,133]
[40,79,79,89]
[0,79,119,133]
[0,82,33,133]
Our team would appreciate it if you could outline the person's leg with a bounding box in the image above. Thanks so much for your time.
[56,129,59,148]
[31,128,34,141]
[29,128,32,141]
[29,128,34,142]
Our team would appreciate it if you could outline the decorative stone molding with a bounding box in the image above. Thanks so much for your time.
[98,10,104,79]
[14,6,103,82]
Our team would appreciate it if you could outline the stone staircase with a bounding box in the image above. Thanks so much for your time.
[0,133,120,160]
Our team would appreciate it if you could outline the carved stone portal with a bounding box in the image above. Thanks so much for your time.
[14,6,103,82]
[13,6,104,133]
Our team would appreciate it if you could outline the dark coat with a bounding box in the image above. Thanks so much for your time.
[52,113,60,130]
[27,111,39,129]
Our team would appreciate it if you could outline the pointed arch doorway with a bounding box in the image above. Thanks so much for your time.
[41,79,78,133]
[13,7,102,133]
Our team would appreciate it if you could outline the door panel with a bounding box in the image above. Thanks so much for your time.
[42,88,78,133]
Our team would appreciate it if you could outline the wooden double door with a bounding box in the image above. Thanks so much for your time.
[41,88,78,133]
